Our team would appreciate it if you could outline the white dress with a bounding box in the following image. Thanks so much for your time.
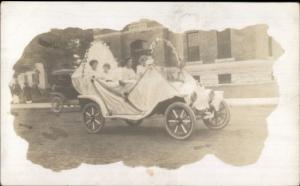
[99,71,114,81]
[123,68,136,79]
[136,65,146,77]
[119,67,137,83]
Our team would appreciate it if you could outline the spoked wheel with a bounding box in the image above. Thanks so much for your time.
[82,102,105,133]
[165,102,196,140]
[203,101,230,130]
[125,119,143,127]
[51,96,64,113]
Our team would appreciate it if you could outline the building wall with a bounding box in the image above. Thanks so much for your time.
[182,24,280,64]
[199,30,218,63]
[93,22,282,88]
[231,27,256,61]
[185,59,274,86]
[271,36,284,60]
[253,25,270,59]
[183,30,220,64]
[180,24,283,87]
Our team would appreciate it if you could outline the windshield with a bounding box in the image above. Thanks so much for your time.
[54,74,72,86]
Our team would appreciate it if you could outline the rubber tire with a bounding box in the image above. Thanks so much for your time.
[165,102,196,140]
[203,101,230,130]
[82,102,105,133]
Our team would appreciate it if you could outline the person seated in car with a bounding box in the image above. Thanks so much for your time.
[88,60,118,87]
[89,59,99,77]
[99,63,113,82]
[118,57,137,86]
[136,55,147,78]
[136,55,155,78]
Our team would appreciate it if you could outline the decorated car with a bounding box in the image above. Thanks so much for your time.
[71,39,230,140]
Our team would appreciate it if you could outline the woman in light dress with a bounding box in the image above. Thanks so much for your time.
[136,55,154,78]
[112,57,137,85]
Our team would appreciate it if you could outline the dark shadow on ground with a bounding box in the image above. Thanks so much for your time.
[12,105,273,172]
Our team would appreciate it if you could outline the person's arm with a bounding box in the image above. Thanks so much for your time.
[122,79,136,84]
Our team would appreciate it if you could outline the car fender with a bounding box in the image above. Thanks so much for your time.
[192,86,225,111]
[78,95,109,116]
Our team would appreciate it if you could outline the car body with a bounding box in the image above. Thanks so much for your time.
[50,69,79,113]
[72,63,230,140]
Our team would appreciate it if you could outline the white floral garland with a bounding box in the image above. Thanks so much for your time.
[149,38,182,67]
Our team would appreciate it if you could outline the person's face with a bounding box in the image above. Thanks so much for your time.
[91,63,98,71]
[139,57,146,66]
[103,66,110,73]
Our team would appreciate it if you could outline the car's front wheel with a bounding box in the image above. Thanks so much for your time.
[165,102,195,140]
[203,101,230,130]
[82,102,105,133]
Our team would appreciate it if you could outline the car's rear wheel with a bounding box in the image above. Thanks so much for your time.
[203,101,230,130]
[125,119,143,127]
[165,102,195,140]
[51,96,64,113]
[82,102,105,133]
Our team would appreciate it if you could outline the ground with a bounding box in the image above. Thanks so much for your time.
[12,105,274,172]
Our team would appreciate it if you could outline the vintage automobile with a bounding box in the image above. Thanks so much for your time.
[50,69,79,113]
[71,40,230,140]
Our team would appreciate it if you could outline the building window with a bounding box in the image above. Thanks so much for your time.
[187,32,200,61]
[268,36,273,56]
[193,75,200,82]
[217,29,232,59]
[218,73,231,84]
[188,46,200,62]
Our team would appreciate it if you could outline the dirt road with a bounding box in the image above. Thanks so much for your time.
[12,105,274,171]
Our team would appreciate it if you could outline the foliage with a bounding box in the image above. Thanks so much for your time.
[13,28,94,75]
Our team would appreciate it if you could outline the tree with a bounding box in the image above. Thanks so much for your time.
[13,27,94,84]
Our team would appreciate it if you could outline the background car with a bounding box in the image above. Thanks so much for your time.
[49,69,79,113]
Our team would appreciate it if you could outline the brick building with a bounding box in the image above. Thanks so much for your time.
[93,19,181,69]
[182,25,282,87]
[94,19,283,89]
[15,19,282,99]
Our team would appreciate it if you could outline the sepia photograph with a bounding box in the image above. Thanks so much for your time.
[1,2,299,185]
